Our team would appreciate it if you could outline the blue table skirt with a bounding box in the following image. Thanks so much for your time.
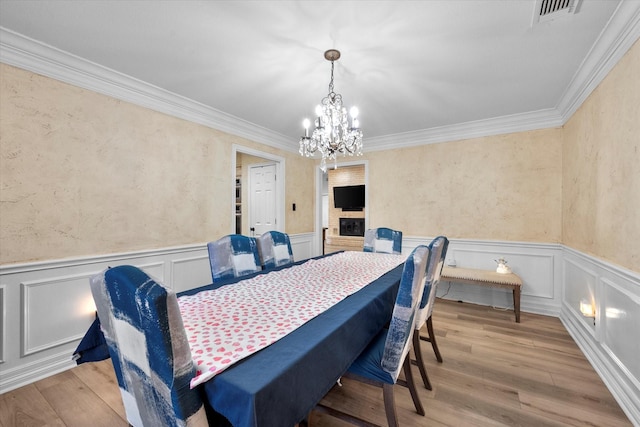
[204,263,403,427]
[74,254,402,427]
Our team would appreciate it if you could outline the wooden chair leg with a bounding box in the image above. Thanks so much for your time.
[382,383,399,427]
[412,330,432,390]
[402,357,425,416]
[426,316,443,363]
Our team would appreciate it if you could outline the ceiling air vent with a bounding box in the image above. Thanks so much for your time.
[532,0,582,25]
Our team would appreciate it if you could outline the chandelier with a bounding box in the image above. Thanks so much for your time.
[299,49,363,172]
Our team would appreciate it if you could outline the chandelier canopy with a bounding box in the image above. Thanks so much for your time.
[299,49,363,172]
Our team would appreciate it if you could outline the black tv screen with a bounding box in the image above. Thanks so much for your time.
[333,185,365,211]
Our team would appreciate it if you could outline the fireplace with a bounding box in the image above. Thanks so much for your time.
[339,218,365,237]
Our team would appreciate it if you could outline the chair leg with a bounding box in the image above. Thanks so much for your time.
[402,356,425,416]
[382,383,399,427]
[412,330,432,390]
[426,316,443,363]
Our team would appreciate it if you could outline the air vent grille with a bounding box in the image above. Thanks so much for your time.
[539,0,572,16]
[532,0,581,25]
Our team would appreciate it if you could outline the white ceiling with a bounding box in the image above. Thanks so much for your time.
[1,1,638,152]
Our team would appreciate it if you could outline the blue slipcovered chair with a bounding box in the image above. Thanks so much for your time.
[412,235,449,390]
[316,245,431,427]
[363,227,403,254]
[89,265,208,427]
[257,230,294,269]
[207,234,261,282]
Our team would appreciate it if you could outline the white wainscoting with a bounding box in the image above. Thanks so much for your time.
[560,247,640,425]
[403,237,563,316]
[1,235,638,426]
[0,233,316,393]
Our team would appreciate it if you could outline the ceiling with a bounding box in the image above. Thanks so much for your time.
[0,1,638,152]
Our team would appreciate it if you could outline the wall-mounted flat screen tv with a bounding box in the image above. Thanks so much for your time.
[333,185,365,211]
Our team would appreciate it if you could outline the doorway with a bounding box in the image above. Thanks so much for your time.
[248,163,277,236]
[232,145,285,236]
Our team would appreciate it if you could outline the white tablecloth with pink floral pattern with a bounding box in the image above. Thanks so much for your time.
[178,251,405,388]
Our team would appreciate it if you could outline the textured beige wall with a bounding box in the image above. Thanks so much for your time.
[563,40,639,272]
[361,128,563,242]
[0,64,315,264]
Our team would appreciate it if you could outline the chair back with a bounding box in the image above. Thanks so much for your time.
[381,245,431,381]
[415,236,449,330]
[207,234,261,281]
[89,265,208,427]
[363,227,403,254]
[257,231,294,269]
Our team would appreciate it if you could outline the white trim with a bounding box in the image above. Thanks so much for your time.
[231,145,285,236]
[557,0,640,123]
[2,2,638,154]
[0,285,5,363]
[0,27,296,154]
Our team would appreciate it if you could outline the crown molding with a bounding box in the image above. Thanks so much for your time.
[364,108,563,152]
[365,0,640,152]
[1,0,638,155]
[0,27,297,154]
[557,0,640,123]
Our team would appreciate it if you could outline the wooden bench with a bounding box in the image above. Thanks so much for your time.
[441,266,522,323]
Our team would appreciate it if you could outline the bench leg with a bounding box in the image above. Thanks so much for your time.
[513,287,521,323]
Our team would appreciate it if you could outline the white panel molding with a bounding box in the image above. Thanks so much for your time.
[21,271,96,357]
[170,255,211,294]
[402,237,562,316]
[560,247,640,426]
[290,232,316,262]
[0,285,5,363]
[562,257,598,335]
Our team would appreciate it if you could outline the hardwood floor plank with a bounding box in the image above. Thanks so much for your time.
[71,359,127,421]
[519,391,631,427]
[35,370,127,427]
[0,383,65,427]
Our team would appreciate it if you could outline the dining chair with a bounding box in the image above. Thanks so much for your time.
[315,245,431,427]
[207,234,261,282]
[363,227,403,254]
[412,235,449,390]
[89,265,209,427]
[257,230,294,269]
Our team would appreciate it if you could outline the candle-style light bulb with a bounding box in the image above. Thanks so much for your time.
[302,118,310,137]
[350,106,360,128]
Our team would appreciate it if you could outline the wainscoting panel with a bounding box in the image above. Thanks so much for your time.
[0,285,5,363]
[0,244,208,393]
[403,237,563,316]
[601,277,640,388]
[21,271,98,357]
[290,232,315,262]
[563,257,598,334]
[561,247,640,425]
[171,255,211,294]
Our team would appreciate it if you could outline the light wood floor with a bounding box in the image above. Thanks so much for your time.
[0,300,631,427]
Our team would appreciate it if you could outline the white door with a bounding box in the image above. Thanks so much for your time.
[249,163,277,236]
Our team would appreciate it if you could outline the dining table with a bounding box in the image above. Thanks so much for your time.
[75,251,406,427]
